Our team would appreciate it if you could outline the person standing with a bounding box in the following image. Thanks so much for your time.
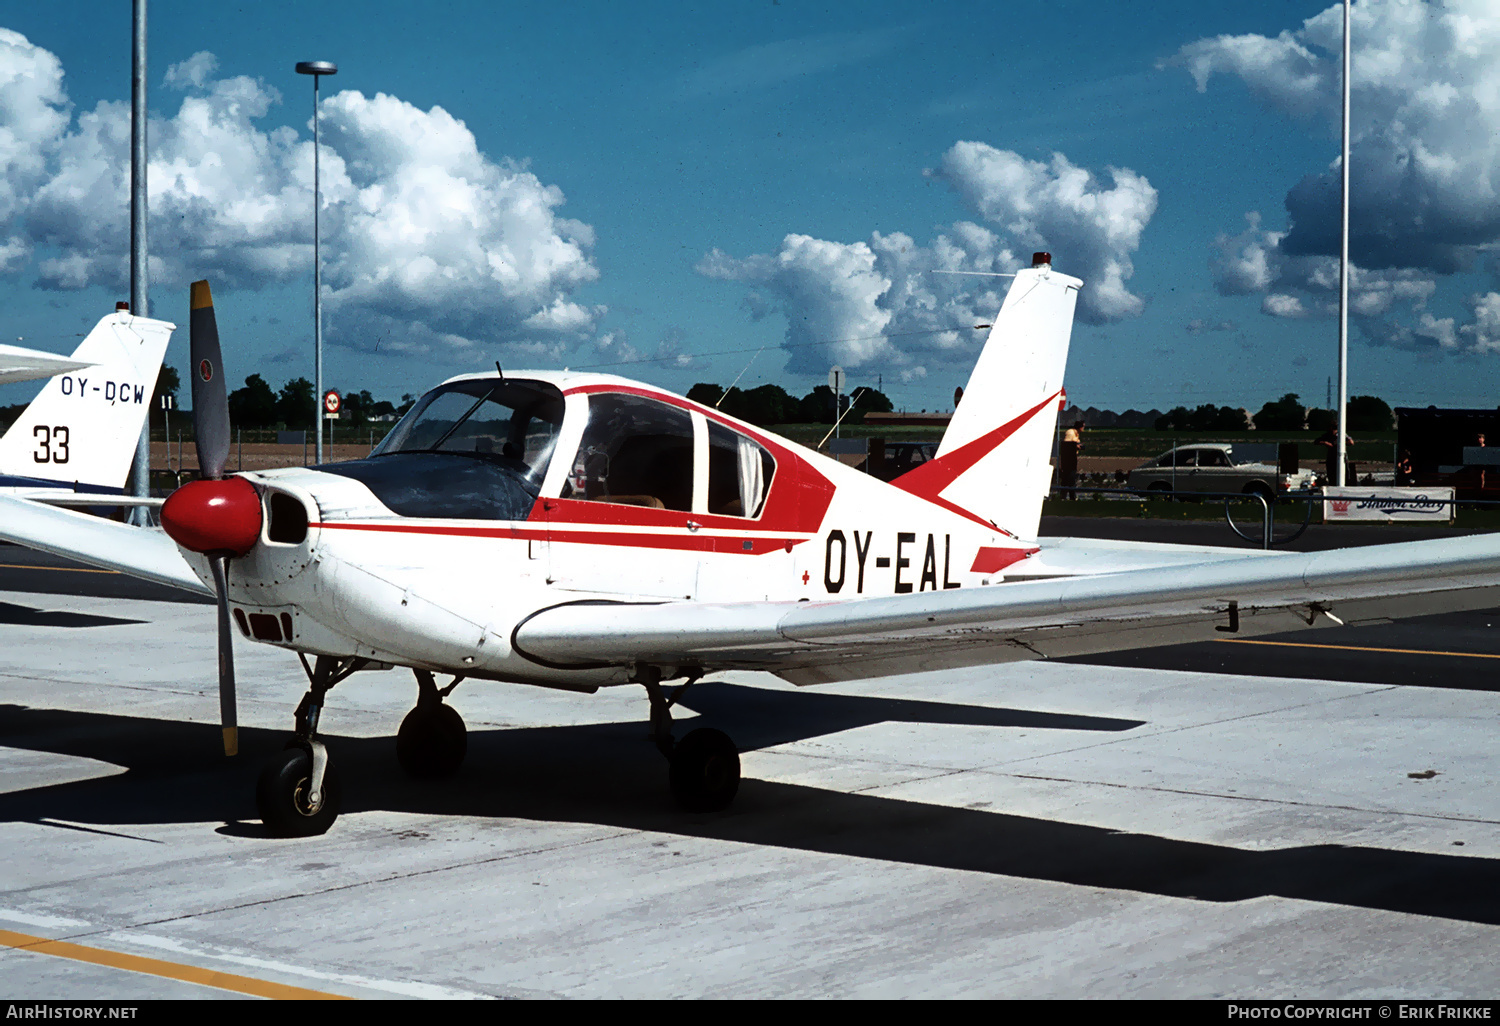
[1315,425,1352,487]
[1059,420,1083,498]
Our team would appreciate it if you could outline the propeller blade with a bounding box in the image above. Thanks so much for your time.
[189,281,231,480]
[209,554,238,757]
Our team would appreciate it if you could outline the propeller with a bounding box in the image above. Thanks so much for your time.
[160,282,262,757]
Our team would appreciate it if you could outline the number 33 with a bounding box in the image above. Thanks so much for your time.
[33,425,70,464]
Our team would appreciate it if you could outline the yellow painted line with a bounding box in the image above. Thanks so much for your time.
[1219,638,1500,661]
[0,929,348,1000]
[0,563,119,574]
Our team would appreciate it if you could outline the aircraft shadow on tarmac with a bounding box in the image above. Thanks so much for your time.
[2,682,1496,927]
[0,601,146,629]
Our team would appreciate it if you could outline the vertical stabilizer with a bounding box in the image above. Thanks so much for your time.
[0,312,174,490]
[890,255,1080,539]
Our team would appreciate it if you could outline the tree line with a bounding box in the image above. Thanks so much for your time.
[684,383,893,426]
[1153,394,1396,433]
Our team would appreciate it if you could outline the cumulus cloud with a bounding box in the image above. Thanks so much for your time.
[1208,212,1458,346]
[1170,0,1500,271]
[0,28,68,271]
[928,144,1157,323]
[0,32,600,354]
[1170,0,1500,355]
[698,143,1155,378]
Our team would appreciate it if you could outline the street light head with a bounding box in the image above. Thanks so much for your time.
[295,61,338,76]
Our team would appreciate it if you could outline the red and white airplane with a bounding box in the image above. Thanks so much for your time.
[4,255,1500,837]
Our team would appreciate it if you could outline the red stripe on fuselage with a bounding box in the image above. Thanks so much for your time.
[312,520,804,554]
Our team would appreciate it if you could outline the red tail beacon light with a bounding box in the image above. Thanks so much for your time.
[1032,252,1051,268]
[161,477,263,556]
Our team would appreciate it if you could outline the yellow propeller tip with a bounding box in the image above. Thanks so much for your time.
[222,727,238,757]
[191,280,214,311]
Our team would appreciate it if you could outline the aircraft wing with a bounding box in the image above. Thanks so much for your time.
[0,343,94,385]
[514,533,1500,685]
[0,494,210,596]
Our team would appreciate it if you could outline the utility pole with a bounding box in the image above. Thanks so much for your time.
[127,0,150,523]
[296,61,337,464]
[1336,0,1351,486]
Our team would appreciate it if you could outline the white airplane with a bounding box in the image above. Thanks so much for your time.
[0,309,174,503]
[3,259,1500,838]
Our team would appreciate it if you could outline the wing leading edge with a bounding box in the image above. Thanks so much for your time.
[0,494,211,596]
[514,533,1500,685]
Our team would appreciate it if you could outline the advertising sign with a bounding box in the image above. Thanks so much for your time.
[1323,486,1454,524]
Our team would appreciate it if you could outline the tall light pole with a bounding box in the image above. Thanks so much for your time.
[1337,0,1351,487]
[128,0,150,523]
[296,60,336,464]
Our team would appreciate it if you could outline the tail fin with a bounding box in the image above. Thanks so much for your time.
[0,311,174,490]
[890,255,1080,539]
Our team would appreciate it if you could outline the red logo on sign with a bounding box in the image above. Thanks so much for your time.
[1331,501,1349,513]
[198,359,212,382]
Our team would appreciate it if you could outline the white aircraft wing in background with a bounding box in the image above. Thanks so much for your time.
[0,343,95,385]
[0,493,209,596]
[512,533,1500,684]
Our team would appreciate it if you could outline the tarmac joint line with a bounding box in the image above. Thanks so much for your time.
[0,928,349,1000]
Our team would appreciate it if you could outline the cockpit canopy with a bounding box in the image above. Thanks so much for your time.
[319,378,564,520]
[319,376,777,522]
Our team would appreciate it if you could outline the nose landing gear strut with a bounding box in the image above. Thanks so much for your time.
[257,654,367,837]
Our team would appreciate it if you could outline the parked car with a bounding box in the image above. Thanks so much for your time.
[1127,443,1316,498]
[869,441,937,482]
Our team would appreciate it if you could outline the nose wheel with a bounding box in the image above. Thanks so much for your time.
[641,669,740,813]
[257,745,341,837]
[257,654,365,838]
[396,670,467,778]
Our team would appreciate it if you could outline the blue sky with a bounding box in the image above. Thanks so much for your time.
[2,1,1497,416]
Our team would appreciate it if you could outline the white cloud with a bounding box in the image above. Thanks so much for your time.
[0,28,68,269]
[698,144,1155,377]
[0,32,600,354]
[1170,0,1500,273]
[928,143,1157,324]
[1460,293,1500,353]
[164,52,218,91]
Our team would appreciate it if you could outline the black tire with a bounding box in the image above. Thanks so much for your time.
[669,728,740,813]
[256,747,341,838]
[396,703,467,779]
[1147,482,1172,496]
[1242,482,1274,501]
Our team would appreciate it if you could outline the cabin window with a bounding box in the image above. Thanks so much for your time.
[563,395,695,511]
[372,378,563,488]
[706,420,775,517]
[1198,449,1230,468]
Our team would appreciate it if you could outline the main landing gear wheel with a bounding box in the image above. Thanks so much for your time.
[256,746,342,838]
[396,703,468,778]
[669,727,740,813]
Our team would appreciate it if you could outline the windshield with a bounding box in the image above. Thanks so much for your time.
[374,378,564,487]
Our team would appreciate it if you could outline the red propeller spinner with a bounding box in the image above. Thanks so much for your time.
[161,477,262,555]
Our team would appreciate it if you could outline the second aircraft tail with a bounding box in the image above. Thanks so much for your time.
[0,311,174,491]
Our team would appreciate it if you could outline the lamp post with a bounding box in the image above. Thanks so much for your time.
[1336,0,1350,487]
[128,0,150,524]
[296,60,336,464]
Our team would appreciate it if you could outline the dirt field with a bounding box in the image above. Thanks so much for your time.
[150,441,375,475]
